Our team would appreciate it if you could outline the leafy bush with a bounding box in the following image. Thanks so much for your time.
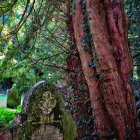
[0,105,22,129]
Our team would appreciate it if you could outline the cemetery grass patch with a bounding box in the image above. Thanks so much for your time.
[0,105,22,130]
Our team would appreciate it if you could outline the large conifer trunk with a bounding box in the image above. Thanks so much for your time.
[67,0,139,139]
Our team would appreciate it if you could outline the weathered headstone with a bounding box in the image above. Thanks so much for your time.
[6,87,21,109]
[4,81,77,140]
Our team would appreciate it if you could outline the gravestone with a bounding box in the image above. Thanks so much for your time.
[4,81,77,140]
[6,87,21,109]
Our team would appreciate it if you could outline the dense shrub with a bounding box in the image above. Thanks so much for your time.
[0,105,22,129]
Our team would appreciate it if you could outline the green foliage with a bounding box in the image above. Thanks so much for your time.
[16,104,22,111]
[124,0,140,69]
[0,105,22,129]
[0,0,68,95]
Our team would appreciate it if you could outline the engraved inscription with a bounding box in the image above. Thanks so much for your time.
[31,125,63,140]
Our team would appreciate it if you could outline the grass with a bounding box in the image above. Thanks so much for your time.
[0,105,22,130]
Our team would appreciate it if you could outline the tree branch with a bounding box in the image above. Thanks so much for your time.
[15,35,72,72]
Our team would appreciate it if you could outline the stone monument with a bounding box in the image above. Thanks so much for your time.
[4,81,77,140]
[6,87,21,109]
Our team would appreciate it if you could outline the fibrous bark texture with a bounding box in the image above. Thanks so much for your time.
[66,0,139,139]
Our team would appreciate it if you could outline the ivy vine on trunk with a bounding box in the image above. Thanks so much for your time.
[66,0,139,139]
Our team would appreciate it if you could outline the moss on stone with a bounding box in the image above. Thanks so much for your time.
[7,88,21,109]
[5,82,77,140]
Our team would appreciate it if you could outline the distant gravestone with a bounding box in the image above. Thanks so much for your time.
[6,88,21,109]
[4,81,77,140]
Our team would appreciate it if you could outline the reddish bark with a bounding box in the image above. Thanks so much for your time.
[66,1,94,139]
[72,0,111,138]
[85,0,138,139]
[66,0,139,139]
[0,133,5,140]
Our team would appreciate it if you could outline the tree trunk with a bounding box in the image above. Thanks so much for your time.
[66,0,139,139]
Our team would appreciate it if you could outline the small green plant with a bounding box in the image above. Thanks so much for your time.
[0,105,22,129]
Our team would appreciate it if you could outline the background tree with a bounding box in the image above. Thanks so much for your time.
[0,0,68,94]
